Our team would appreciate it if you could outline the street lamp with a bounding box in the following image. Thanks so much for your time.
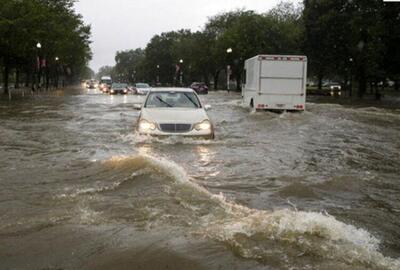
[156,65,160,85]
[349,58,353,97]
[35,42,42,91]
[54,57,60,88]
[179,59,183,86]
[226,48,233,91]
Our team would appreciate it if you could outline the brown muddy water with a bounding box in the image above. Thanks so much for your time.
[0,87,399,270]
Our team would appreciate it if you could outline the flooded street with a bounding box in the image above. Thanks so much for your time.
[1,87,400,270]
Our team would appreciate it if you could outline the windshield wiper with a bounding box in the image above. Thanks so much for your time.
[183,93,199,108]
[156,96,173,107]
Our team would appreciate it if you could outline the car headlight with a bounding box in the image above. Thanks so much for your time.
[110,89,114,93]
[139,119,156,131]
[194,120,211,131]
[124,89,128,93]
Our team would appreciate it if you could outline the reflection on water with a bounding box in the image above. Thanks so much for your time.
[137,143,154,156]
[196,145,214,165]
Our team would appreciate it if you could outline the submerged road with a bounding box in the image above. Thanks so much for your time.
[0,87,399,269]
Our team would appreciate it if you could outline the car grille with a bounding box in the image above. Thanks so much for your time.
[159,123,192,133]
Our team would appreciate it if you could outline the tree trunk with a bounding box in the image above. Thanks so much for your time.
[15,68,20,89]
[45,67,50,90]
[3,62,9,95]
[213,69,220,90]
[203,72,210,86]
[25,69,31,87]
[317,74,323,90]
[236,71,241,91]
[375,81,381,101]
[357,66,367,98]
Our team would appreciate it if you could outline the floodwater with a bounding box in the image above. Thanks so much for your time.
[0,87,399,270]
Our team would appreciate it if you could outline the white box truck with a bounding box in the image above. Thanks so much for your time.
[242,55,307,111]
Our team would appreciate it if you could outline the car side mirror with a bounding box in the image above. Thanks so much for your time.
[204,104,212,111]
[133,103,142,110]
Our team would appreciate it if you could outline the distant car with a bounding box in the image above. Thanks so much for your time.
[127,85,137,94]
[190,82,208,94]
[137,88,214,139]
[87,80,97,89]
[100,83,111,93]
[328,82,342,96]
[110,83,129,95]
[135,83,152,95]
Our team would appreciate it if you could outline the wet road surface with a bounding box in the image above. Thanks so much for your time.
[0,87,400,269]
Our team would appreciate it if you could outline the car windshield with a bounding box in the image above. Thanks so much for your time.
[145,92,201,108]
[112,83,127,88]
[136,83,150,88]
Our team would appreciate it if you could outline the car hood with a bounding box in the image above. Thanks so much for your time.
[141,108,209,124]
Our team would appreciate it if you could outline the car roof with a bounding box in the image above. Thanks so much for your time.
[149,88,196,93]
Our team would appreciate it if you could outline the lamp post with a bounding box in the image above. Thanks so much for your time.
[156,65,160,85]
[226,48,232,91]
[36,42,42,91]
[349,58,353,97]
[179,59,183,86]
[55,57,59,88]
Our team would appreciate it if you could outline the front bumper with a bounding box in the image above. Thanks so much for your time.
[138,127,214,139]
[110,90,128,95]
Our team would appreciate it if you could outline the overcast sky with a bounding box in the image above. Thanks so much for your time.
[74,0,300,72]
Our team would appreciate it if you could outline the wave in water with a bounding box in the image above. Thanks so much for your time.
[91,154,400,270]
[120,132,221,145]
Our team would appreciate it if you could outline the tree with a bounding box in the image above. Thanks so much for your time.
[303,0,388,97]
[0,0,92,94]
[114,49,145,83]
[96,66,116,80]
[381,2,400,91]
[143,31,186,85]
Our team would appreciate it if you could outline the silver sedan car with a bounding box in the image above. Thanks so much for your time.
[137,88,214,139]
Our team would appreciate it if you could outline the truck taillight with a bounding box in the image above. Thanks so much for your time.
[294,105,304,109]
[257,104,267,108]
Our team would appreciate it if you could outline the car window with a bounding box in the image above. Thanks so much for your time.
[136,83,150,88]
[145,92,201,108]
[112,83,127,88]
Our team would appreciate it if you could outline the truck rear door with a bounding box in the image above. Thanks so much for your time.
[259,56,305,96]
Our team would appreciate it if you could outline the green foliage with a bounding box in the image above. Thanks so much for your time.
[0,0,92,92]
[303,0,398,95]
[98,0,399,94]
[114,49,144,83]
[96,66,116,80]
[105,2,304,89]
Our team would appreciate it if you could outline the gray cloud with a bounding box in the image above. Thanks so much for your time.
[74,0,299,72]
